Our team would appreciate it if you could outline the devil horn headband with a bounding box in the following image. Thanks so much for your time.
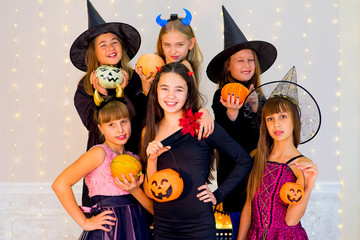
[156,8,192,27]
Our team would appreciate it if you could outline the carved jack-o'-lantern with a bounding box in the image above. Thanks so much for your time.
[280,182,304,205]
[95,65,124,89]
[148,169,184,202]
[93,65,124,106]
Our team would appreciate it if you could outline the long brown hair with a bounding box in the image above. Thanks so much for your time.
[140,62,203,160]
[219,50,261,89]
[247,97,301,200]
[79,33,133,96]
[156,20,203,84]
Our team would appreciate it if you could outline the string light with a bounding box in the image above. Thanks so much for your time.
[273,0,282,70]
[332,0,342,237]
[135,0,145,33]
[37,0,46,236]
[63,0,72,237]
[10,1,20,239]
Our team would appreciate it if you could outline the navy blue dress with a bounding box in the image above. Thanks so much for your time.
[152,123,253,240]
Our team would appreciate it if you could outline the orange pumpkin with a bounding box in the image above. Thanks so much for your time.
[221,83,250,103]
[280,182,304,205]
[148,169,184,202]
[136,53,165,77]
[110,154,142,182]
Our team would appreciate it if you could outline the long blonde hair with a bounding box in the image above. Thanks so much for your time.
[247,97,301,200]
[156,20,203,84]
[80,33,133,96]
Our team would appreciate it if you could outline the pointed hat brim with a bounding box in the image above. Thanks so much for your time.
[206,5,277,83]
[242,67,321,144]
[70,1,141,72]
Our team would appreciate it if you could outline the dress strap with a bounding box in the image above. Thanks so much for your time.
[286,155,304,165]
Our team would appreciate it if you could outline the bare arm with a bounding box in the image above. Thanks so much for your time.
[52,147,116,231]
[114,173,154,215]
[285,159,318,226]
[238,198,252,240]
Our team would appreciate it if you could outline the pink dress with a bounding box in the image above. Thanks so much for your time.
[79,144,151,240]
[247,155,308,240]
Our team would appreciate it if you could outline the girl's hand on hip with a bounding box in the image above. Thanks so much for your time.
[82,210,116,232]
[197,183,216,205]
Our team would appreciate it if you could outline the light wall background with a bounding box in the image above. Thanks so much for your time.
[0,0,358,239]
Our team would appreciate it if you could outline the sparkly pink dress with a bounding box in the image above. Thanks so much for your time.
[79,144,151,240]
[247,155,308,240]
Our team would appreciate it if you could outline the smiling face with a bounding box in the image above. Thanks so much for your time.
[227,49,256,83]
[265,111,294,143]
[157,72,188,115]
[95,32,123,66]
[98,118,131,152]
[161,30,195,64]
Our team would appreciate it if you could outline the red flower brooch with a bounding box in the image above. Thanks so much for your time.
[179,109,203,137]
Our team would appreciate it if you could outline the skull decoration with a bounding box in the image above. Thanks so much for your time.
[148,169,184,202]
[95,65,124,89]
[93,65,124,106]
[279,182,304,205]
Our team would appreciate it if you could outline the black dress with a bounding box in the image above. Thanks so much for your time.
[152,123,253,240]
[212,88,261,213]
[74,71,147,207]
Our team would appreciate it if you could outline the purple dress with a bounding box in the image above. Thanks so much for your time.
[247,155,308,240]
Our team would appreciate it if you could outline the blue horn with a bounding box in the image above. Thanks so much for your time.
[156,14,168,27]
[181,8,192,26]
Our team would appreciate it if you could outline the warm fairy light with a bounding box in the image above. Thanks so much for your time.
[10,1,20,238]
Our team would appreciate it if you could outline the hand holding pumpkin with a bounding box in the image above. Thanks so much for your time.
[135,64,154,96]
[247,84,259,112]
[90,71,108,96]
[119,68,129,90]
[113,172,144,194]
[196,183,216,205]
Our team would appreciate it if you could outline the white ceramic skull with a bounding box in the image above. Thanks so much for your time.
[95,65,124,89]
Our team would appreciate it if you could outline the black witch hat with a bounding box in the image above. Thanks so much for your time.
[70,0,141,72]
[207,5,277,83]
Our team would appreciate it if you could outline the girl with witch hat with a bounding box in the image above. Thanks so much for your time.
[238,67,321,239]
[70,0,146,207]
[135,8,215,141]
[206,5,277,239]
